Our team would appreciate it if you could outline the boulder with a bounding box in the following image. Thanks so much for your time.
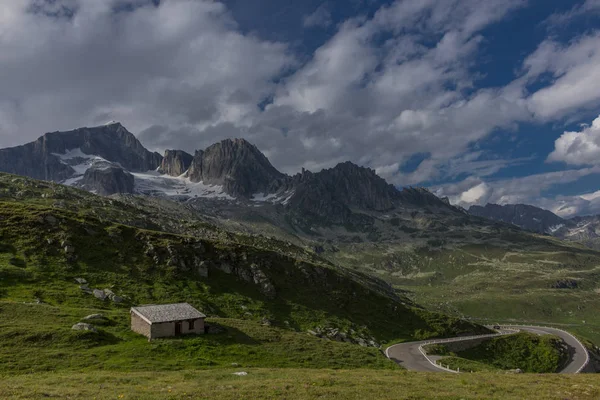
[71,323,97,333]
[111,295,124,303]
[218,263,233,274]
[79,284,92,294]
[44,215,58,226]
[237,268,253,282]
[250,264,276,298]
[551,279,579,289]
[197,260,209,278]
[93,289,107,301]
[74,278,87,284]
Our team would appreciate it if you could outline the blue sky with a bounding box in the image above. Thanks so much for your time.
[2,0,600,216]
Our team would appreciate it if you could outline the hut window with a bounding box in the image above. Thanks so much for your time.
[188,320,195,330]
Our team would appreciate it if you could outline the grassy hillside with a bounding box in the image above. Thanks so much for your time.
[1,369,599,400]
[5,173,595,346]
[0,173,491,375]
[328,240,600,344]
[427,333,568,373]
[0,302,396,374]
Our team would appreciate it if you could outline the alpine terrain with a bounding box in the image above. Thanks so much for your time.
[0,123,599,399]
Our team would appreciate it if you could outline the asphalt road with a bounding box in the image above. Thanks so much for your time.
[385,325,589,374]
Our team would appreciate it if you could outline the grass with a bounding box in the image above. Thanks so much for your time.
[0,302,398,374]
[428,333,567,373]
[333,240,600,345]
[453,333,567,373]
[0,198,486,347]
[1,369,600,399]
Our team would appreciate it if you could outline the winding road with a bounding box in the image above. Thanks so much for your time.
[385,325,590,373]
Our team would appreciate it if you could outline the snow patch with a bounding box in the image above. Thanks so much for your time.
[566,222,591,237]
[52,148,116,185]
[132,171,233,200]
[548,224,564,234]
[251,190,295,205]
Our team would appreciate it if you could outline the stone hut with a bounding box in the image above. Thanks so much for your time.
[130,303,206,340]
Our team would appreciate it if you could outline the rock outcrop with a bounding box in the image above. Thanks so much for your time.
[80,167,135,195]
[186,138,285,197]
[159,149,194,176]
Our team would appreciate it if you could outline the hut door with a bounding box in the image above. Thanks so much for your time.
[175,322,182,335]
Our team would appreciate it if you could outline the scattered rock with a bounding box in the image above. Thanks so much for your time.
[83,314,105,320]
[308,326,380,348]
[71,323,97,333]
[79,284,92,294]
[74,278,87,284]
[237,268,253,282]
[249,264,276,298]
[197,260,209,278]
[551,279,579,289]
[93,289,107,301]
[232,372,248,376]
[218,263,233,274]
[111,295,124,303]
[44,215,58,226]
[507,368,523,374]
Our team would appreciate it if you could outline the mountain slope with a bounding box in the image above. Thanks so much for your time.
[468,203,566,234]
[0,172,486,350]
[468,203,600,250]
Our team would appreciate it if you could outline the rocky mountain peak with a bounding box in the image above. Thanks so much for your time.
[159,149,193,177]
[0,123,162,182]
[186,138,284,198]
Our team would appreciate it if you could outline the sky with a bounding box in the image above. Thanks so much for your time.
[2,0,600,217]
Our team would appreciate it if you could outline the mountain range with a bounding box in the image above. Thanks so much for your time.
[0,122,460,226]
[5,122,600,252]
[2,122,600,370]
[469,203,600,250]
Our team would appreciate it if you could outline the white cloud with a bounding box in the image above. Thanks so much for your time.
[270,0,529,178]
[0,0,294,147]
[545,0,600,27]
[523,34,600,119]
[459,182,492,204]
[303,3,332,28]
[3,0,600,202]
[548,115,600,165]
